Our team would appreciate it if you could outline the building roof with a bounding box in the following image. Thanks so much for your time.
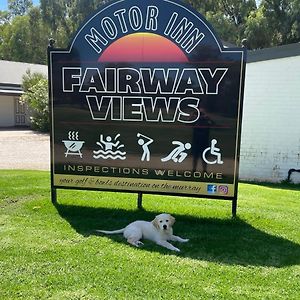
[248,43,300,63]
[0,60,47,86]
[0,60,47,95]
[0,83,23,96]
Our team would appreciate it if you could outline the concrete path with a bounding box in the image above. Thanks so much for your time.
[0,129,50,170]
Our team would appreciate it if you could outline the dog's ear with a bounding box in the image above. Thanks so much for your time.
[152,216,160,229]
[169,215,175,226]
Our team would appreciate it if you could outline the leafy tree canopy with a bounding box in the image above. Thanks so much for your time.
[21,70,49,132]
[8,0,33,16]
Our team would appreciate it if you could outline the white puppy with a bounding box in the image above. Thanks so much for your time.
[96,213,189,252]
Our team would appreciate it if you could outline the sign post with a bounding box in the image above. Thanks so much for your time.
[48,0,246,216]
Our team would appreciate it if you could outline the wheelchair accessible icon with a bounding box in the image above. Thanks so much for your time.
[202,139,224,165]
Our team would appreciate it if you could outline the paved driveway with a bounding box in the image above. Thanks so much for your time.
[0,129,50,170]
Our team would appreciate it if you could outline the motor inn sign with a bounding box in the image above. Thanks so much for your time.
[48,0,246,211]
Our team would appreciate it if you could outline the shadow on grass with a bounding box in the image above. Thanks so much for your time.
[240,180,300,191]
[54,202,300,267]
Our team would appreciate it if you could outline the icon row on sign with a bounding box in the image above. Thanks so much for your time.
[207,184,229,195]
[62,131,224,165]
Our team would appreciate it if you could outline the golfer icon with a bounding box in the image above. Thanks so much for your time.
[161,141,191,163]
[137,133,154,161]
[202,139,224,164]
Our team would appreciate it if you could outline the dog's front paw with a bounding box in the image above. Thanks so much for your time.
[173,247,180,252]
[182,238,189,243]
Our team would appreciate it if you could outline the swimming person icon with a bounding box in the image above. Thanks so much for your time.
[202,139,223,164]
[93,133,126,160]
[161,141,191,163]
[137,133,154,161]
[98,134,124,151]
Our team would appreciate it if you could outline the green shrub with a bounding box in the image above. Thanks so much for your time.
[21,70,49,132]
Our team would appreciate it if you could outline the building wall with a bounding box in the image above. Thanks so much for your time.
[240,55,300,183]
[0,95,15,127]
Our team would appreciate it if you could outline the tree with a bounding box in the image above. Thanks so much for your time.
[260,0,300,46]
[206,10,239,44]
[244,7,273,49]
[184,0,257,46]
[27,7,49,64]
[189,0,300,49]
[0,15,32,62]
[40,0,71,47]
[0,10,10,24]
[0,7,49,63]
[21,70,49,132]
[40,0,106,48]
[8,0,33,16]
[184,0,218,12]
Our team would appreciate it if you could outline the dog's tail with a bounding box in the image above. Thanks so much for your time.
[95,228,125,235]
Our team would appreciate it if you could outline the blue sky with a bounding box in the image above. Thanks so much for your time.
[0,0,40,11]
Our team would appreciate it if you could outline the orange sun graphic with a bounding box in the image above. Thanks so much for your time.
[98,32,188,63]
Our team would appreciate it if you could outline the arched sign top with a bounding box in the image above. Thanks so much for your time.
[68,0,230,62]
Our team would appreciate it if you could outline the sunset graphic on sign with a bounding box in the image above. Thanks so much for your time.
[98,32,188,63]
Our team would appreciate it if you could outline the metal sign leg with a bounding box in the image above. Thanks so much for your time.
[51,187,57,204]
[137,192,143,209]
[232,198,237,218]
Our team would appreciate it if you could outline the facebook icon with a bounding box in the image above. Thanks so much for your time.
[207,185,217,194]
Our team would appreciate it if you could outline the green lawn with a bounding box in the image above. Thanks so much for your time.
[0,170,300,299]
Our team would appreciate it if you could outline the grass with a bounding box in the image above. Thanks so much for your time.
[0,170,300,299]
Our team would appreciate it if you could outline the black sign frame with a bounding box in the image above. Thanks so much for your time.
[48,0,246,216]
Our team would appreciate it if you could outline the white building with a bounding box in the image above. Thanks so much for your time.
[240,43,300,183]
[0,60,47,127]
